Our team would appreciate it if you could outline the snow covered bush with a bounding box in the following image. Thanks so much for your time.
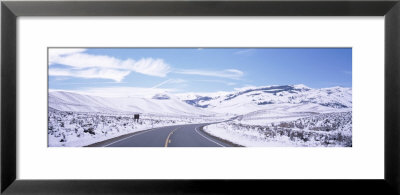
[48,108,219,147]
[203,112,352,147]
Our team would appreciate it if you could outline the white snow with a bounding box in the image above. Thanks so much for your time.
[49,91,213,116]
[48,84,352,147]
[176,84,352,115]
[48,109,222,147]
[235,103,351,126]
[204,112,352,147]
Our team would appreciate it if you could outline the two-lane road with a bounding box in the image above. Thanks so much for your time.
[95,123,233,147]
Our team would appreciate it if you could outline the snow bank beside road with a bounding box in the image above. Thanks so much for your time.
[48,109,220,147]
[204,112,352,147]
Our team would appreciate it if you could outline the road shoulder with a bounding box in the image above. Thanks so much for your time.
[198,125,244,147]
[85,129,155,147]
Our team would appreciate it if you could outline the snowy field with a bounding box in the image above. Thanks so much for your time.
[204,111,352,147]
[48,84,352,147]
[48,108,221,147]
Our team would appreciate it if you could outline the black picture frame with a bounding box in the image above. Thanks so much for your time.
[1,0,400,194]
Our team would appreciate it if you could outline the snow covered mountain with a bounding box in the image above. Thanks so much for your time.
[49,84,351,117]
[48,91,213,116]
[176,84,352,115]
[48,84,352,147]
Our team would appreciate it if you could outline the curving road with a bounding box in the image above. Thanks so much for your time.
[89,123,233,147]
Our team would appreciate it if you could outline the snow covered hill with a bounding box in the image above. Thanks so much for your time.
[177,84,352,115]
[204,111,352,147]
[49,84,351,117]
[181,84,353,147]
[48,84,352,147]
[48,91,213,116]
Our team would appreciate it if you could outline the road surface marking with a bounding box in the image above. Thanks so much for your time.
[195,127,225,147]
[104,127,162,147]
[164,127,180,147]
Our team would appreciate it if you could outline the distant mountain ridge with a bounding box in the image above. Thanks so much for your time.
[48,91,212,116]
[49,84,351,117]
[176,84,352,114]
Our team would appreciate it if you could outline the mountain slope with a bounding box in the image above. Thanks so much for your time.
[176,84,352,115]
[49,84,351,116]
[48,91,213,116]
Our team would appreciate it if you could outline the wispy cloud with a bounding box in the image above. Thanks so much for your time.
[234,49,255,56]
[50,87,177,98]
[194,79,236,86]
[49,68,131,82]
[152,79,186,88]
[48,48,171,82]
[53,81,128,85]
[130,58,170,77]
[49,49,245,83]
[49,48,87,64]
[174,69,243,79]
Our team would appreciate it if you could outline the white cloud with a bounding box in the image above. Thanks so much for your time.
[48,48,171,81]
[175,69,243,79]
[130,58,170,77]
[193,79,236,86]
[50,53,122,69]
[152,79,186,88]
[50,52,170,77]
[50,87,177,98]
[49,68,130,82]
[234,49,254,55]
[49,48,244,83]
[49,48,87,65]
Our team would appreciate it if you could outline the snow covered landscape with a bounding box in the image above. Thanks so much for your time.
[48,84,352,147]
[48,91,224,146]
[48,47,352,147]
[179,84,352,147]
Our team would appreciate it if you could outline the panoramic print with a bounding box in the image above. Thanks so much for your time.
[48,48,352,147]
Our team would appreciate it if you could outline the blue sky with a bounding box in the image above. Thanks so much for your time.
[49,48,351,96]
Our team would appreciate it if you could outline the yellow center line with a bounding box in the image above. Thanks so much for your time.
[164,127,180,147]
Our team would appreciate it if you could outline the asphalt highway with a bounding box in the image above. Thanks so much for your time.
[100,123,233,147]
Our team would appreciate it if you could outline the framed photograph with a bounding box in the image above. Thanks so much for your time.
[47,47,352,148]
[2,0,400,194]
